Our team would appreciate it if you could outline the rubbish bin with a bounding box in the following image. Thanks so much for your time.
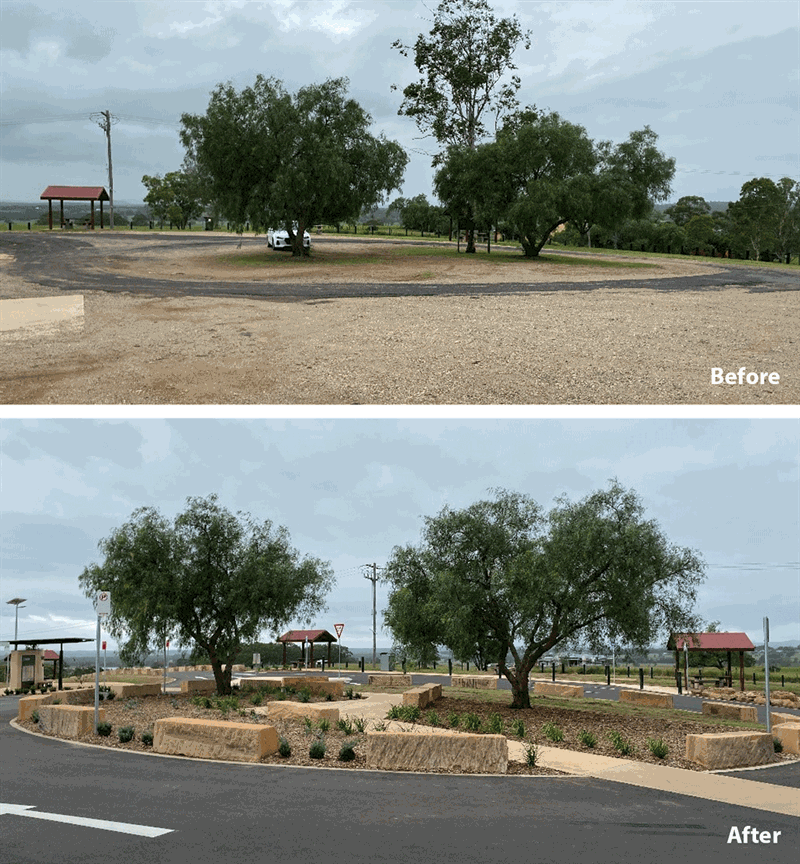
[204,216,213,231]
[379,652,394,672]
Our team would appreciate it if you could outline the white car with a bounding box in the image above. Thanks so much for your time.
[267,226,310,250]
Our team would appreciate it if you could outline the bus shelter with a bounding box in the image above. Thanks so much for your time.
[7,637,94,690]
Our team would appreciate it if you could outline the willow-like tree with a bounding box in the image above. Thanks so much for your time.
[392,0,530,252]
[382,483,705,708]
[181,76,407,255]
[78,495,334,694]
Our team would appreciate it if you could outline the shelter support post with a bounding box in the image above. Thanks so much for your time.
[48,199,53,230]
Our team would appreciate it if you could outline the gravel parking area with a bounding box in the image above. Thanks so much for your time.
[1,232,797,404]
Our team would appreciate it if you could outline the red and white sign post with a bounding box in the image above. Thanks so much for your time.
[94,591,111,731]
[334,624,344,676]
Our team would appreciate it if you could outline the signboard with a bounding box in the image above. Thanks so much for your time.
[334,623,344,639]
[96,591,111,616]
[253,653,261,666]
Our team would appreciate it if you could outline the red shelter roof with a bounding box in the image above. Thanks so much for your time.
[40,186,109,201]
[278,629,337,643]
[668,632,755,651]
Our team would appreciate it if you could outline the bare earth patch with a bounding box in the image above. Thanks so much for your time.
[1,232,797,404]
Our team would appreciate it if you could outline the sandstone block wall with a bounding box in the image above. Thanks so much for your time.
[180,679,218,694]
[701,702,758,722]
[38,705,105,738]
[264,702,340,722]
[450,675,498,690]
[108,682,161,698]
[685,731,774,769]
[533,682,584,699]
[772,722,800,755]
[367,730,507,773]
[618,690,673,709]
[368,674,413,687]
[153,717,278,762]
[770,711,800,727]
[279,677,343,697]
[402,683,443,709]
[18,693,57,721]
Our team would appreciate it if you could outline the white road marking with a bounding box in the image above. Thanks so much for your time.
[1,803,174,837]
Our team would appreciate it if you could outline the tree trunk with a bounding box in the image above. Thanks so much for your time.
[502,660,532,709]
[208,649,232,695]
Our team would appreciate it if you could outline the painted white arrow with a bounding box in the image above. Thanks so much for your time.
[1,803,174,837]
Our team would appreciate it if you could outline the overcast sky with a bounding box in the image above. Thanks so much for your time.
[1,0,797,208]
[2,418,798,656]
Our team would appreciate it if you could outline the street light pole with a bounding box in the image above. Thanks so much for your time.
[7,598,27,642]
[363,564,381,668]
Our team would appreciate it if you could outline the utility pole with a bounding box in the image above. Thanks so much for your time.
[91,110,116,228]
[363,563,382,668]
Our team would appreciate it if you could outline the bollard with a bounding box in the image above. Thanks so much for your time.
[753,672,756,685]
[650,667,653,678]
[360,657,364,673]
[448,658,452,676]
[8,223,11,231]
[627,666,630,678]
[676,673,682,695]
[402,659,406,675]
[639,668,644,690]
[28,222,31,230]
[321,659,325,672]
[466,661,469,671]
[582,664,586,675]
[551,663,556,682]
[606,666,611,686]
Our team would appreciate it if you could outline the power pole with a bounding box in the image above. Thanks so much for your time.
[363,563,382,667]
[91,110,116,228]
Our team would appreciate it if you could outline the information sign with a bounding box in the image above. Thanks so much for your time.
[334,623,344,638]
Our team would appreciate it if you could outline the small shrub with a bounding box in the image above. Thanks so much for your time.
[386,705,403,720]
[525,742,538,766]
[303,717,313,733]
[106,691,116,701]
[425,710,441,726]
[250,692,263,706]
[337,718,354,736]
[278,737,292,757]
[542,722,564,743]
[325,693,333,702]
[317,718,331,732]
[578,730,597,748]
[647,738,669,759]
[373,721,387,731]
[345,687,354,700]
[463,712,482,732]
[309,737,326,759]
[486,713,504,735]
[140,730,154,746]
[124,699,139,710]
[118,726,135,743]
[31,710,39,724]
[338,742,356,762]
[52,698,61,705]
[400,705,421,723]
[773,738,783,753]
[96,722,112,737]
[447,712,461,729]
[353,716,367,733]
[511,718,525,738]
[298,688,311,703]
[609,731,634,756]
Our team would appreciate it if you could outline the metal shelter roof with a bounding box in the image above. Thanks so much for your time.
[668,632,755,652]
[278,629,337,643]
[8,638,94,647]
[40,186,109,201]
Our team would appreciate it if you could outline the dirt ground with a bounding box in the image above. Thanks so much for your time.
[1,231,798,404]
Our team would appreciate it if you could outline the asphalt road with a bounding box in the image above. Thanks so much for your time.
[2,231,797,301]
[2,694,797,864]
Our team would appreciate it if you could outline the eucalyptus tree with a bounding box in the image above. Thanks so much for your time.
[392,0,530,252]
[382,483,705,708]
[79,494,334,695]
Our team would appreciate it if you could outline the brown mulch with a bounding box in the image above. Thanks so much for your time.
[424,695,794,772]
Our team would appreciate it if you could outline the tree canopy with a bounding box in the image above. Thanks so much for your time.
[382,483,705,708]
[728,176,799,262]
[142,170,205,229]
[78,494,335,694]
[180,76,407,255]
[435,113,675,258]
